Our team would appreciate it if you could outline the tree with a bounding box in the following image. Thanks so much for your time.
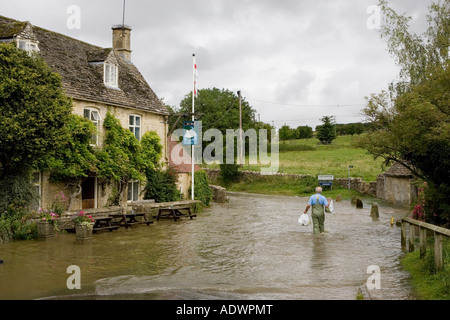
[316,116,336,145]
[296,125,313,139]
[178,88,256,135]
[356,0,450,225]
[0,43,72,212]
[0,44,72,173]
[279,125,293,141]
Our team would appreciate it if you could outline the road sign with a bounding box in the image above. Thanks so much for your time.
[183,121,199,146]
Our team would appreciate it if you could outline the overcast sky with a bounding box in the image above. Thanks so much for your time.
[1,0,433,129]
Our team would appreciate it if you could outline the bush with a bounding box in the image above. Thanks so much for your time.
[0,205,37,242]
[219,163,241,185]
[190,170,213,206]
[0,169,39,215]
[144,167,181,203]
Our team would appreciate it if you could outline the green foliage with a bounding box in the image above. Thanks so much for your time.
[0,43,72,173]
[401,238,450,300]
[0,204,37,242]
[178,88,256,134]
[46,114,98,183]
[316,116,336,145]
[277,142,316,152]
[141,130,163,174]
[378,0,449,92]
[297,125,313,139]
[279,125,313,141]
[144,167,181,203]
[219,163,241,185]
[0,168,38,215]
[96,111,144,190]
[190,170,213,206]
[335,123,372,135]
[96,112,164,206]
[356,1,450,225]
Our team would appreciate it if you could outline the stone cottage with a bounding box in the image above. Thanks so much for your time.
[0,15,173,210]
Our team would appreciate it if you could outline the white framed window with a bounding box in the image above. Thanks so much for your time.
[127,181,139,202]
[83,108,100,145]
[104,63,118,88]
[17,40,39,54]
[129,114,141,140]
[32,172,42,208]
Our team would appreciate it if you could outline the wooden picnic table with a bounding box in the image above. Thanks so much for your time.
[156,206,197,222]
[109,212,153,228]
[93,217,120,233]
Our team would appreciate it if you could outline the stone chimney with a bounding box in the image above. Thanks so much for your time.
[112,24,132,62]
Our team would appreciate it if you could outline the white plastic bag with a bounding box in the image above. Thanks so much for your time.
[298,213,310,226]
[328,199,334,213]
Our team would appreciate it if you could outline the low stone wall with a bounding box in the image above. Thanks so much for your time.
[204,168,312,182]
[210,185,227,203]
[204,168,377,197]
[204,168,415,207]
[334,178,378,197]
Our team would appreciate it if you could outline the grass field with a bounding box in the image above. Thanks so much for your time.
[206,135,388,182]
[203,135,387,198]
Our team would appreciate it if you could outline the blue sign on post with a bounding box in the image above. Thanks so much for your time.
[183,121,199,146]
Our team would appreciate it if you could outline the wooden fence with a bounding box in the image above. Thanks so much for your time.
[401,217,450,271]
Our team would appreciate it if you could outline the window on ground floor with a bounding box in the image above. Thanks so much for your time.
[127,181,139,202]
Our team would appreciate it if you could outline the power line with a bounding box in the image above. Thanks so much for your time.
[246,97,365,108]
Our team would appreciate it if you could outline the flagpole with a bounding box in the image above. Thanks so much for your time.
[191,54,195,201]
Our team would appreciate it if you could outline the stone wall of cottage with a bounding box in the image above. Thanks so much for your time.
[176,172,191,200]
[38,99,168,211]
[71,100,168,161]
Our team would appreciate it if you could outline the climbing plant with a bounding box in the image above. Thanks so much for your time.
[190,170,213,206]
[96,111,145,206]
[45,114,98,210]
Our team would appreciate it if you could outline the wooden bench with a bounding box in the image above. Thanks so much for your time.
[93,217,120,233]
[109,212,153,228]
[156,206,197,222]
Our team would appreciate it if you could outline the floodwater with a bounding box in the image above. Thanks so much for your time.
[0,192,414,300]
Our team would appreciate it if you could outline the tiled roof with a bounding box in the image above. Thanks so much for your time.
[0,15,169,115]
[384,162,414,178]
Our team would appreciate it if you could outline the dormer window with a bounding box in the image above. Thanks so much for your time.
[17,39,39,54]
[104,63,118,88]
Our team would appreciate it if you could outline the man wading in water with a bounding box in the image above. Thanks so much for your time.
[304,187,332,235]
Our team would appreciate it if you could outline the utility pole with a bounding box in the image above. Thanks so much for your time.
[238,90,243,167]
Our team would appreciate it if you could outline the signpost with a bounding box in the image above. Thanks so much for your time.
[183,121,199,146]
[348,165,354,190]
[183,120,199,201]
[318,175,334,190]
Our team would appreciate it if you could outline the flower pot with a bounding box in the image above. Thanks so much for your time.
[37,221,56,238]
[75,223,94,240]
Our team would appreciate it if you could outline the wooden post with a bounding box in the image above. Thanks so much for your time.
[434,233,443,271]
[419,226,427,258]
[401,221,407,250]
[409,224,415,253]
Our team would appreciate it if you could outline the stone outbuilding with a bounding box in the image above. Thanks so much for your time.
[376,162,418,207]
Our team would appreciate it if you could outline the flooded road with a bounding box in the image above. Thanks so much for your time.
[0,193,414,300]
